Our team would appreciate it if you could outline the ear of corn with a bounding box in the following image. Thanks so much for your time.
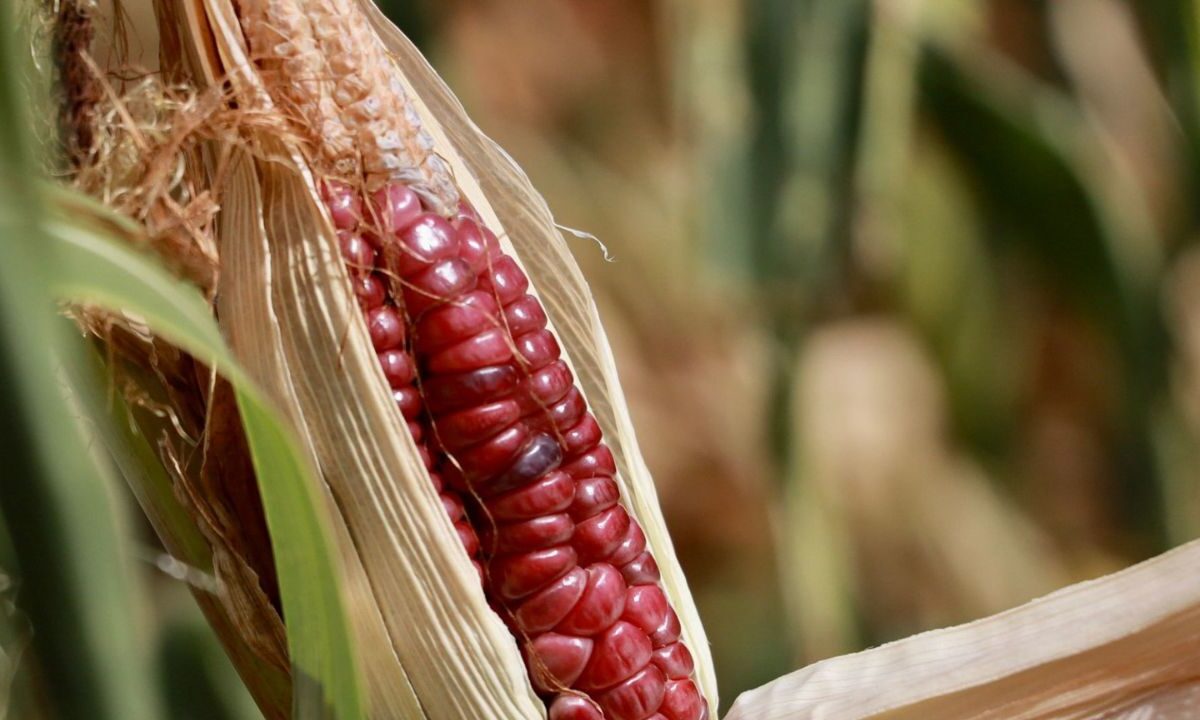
[86,0,718,714]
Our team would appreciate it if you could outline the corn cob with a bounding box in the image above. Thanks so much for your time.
[238,0,458,208]
[240,0,707,717]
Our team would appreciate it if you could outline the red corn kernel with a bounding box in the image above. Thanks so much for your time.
[651,643,694,680]
[422,365,519,414]
[418,443,434,470]
[598,665,667,720]
[371,183,422,235]
[479,434,564,497]
[339,230,377,273]
[414,290,500,352]
[367,306,405,351]
[322,180,361,229]
[514,567,587,634]
[528,633,594,693]
[443,422,529,484]
[555,563,626,636]
[527,387,586,435]
[456,520,481,557]
[624,588,681,648]
[425,327,513,374]
[491,545,578,600]
[621,552,661,586]
[651,609,681,647]
[440,493,465,522]
[562,445,617,479]
[379,350,416,388]
[516,361,574,414]
[548,694,604,720]
[610,523,647,567]
[390,213,459,276]
[393,387,422,420]
[574,506,631,563]
[352,274,387,310]
[503,294,548,337]
[407,420,425,444]
[659,680,703,720]
[477,255,530,306]
[569,477,620,521]
[486,513,574,554]
[428,471,445,493]
[402,257,477,317]
[514,329,561,369]
[562,414,603,457]
[486,471,576,521]
[577,620,653,691]
[436,399,522,451]
[455,219,495,275]
[622,586,669,639]
[454,199,477,222]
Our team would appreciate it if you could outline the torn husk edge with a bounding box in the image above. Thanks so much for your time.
[725,538,1200,720]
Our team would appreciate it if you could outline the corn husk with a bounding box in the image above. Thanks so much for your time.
[727,537,1200,719]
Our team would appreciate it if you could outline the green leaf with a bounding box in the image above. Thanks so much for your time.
[0,9,164,719]
[46,204,365,720]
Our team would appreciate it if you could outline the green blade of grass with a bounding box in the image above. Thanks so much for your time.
[0,8,166,715]
[0,10,163,719]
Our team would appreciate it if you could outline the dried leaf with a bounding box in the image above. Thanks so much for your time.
[727,539,1200,719]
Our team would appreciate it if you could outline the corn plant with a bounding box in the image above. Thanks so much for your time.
[6,0,1200,719]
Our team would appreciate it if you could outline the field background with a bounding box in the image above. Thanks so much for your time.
[3,0,1199,717]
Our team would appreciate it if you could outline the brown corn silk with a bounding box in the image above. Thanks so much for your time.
[155,0,718,717]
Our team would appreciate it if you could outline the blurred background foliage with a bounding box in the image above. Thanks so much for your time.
[4,0,1200,717]
[372,0,1200,710]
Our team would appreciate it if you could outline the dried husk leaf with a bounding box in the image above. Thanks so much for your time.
[216,147,423,719]
[726,538,1200,719]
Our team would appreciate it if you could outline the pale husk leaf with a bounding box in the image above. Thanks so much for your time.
[217,148,421,719]
[726,538,1200,719]
[357,1,720,709]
